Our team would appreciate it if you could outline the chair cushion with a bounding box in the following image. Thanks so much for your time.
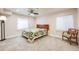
[63,32,71,38]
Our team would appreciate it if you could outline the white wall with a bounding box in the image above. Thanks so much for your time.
[5,15,17,38]
[77,9,79,29]
[77,9,79,39]
[36,17,48,24]
[0,14,36,39]
[36,9,77,38]
[28,17,36,28]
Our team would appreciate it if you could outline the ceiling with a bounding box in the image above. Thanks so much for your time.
[0,8,72,16]
[36,8,71,16]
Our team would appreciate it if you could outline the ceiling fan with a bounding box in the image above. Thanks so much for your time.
[28,8,39,16]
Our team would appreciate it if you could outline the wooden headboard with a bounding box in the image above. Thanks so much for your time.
[36,24,49,30]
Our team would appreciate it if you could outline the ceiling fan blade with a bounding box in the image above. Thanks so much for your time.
[33,13,39,15]
[27,8,39,15]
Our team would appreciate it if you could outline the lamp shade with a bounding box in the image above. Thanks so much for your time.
[0,16,7,21]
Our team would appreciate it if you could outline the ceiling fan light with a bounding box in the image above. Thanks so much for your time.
[30,13,35,16]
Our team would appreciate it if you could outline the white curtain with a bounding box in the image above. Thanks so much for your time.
[56,15,74,31]
[17,18,28,30]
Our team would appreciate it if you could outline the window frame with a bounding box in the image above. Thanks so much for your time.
[17,17,29,30]
[55,14,74,31]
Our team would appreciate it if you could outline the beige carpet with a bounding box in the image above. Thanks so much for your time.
[0,36,79,51]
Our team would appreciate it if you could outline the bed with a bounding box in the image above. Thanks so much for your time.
[22,24,49,42]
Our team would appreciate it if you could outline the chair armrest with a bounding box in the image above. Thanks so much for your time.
[62,31,68,34]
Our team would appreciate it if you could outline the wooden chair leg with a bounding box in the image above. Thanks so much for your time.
[62,35,65,40]
[76,42,78,45]
[68,37,71,45]
[76,38,78,45]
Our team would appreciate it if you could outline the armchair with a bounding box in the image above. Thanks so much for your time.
[62,28,78,45]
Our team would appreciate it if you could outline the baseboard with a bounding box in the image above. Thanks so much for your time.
[49,34,62,39]
[6,34,18,39]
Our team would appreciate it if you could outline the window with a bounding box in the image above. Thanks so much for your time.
[56,15,74,31]
[17,18,28,29]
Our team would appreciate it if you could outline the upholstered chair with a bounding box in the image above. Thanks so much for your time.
[62,28,78,45]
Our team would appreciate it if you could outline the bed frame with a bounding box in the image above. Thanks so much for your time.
[22,24,49,42]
